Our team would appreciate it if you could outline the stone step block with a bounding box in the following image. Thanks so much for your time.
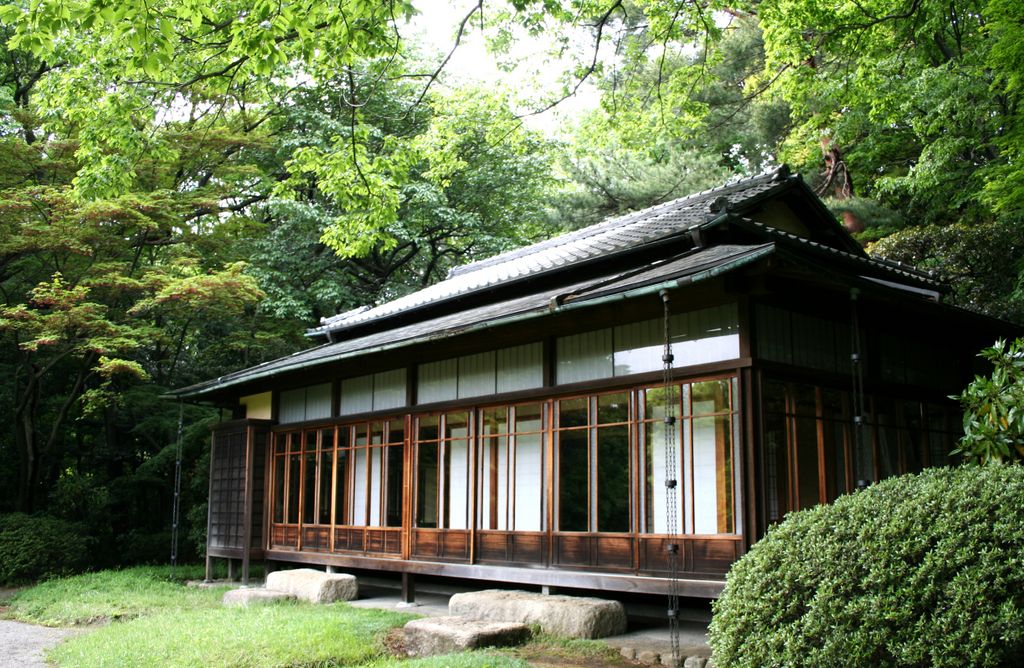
[403,616,531,656]
[449,589,627,639]
[265,568,358,603]
[222,588,295,607]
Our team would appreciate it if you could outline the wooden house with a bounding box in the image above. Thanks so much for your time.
[173,166,1001,598]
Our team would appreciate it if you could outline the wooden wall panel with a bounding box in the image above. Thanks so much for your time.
[411,529,471,562]
[511,533,546,564]
[209,426,247,550]
[691,539,740,574]
[594,536,633,570]
[638,536,674,573]
[271,524,299,548]
[637,536,741,575]
[411,530,440,560]
[440,530,470,561]
[553,534,592,567]
[301,527,330,551]
[366,528,402,555]
[475,532,510,562]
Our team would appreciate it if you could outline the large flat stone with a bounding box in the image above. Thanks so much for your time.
[265,568,358,603]
[222,588,295,607]
[403,616,531,656]
[449,589,627,639]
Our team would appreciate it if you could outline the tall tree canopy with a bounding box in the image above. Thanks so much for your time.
[1,0,1022,571]
[0,3,558,540]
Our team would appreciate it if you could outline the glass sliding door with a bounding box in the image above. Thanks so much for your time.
[478,403,546,532]
[759,377,963,526]
[687,379,736,534]
[384,419,405,527]
[556,397,590,532]
[555,392,632,533]
[596,393,630,532]
[414,412,472,529]
[642,377,740,536]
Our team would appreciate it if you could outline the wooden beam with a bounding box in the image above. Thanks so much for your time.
[264,548,725,598]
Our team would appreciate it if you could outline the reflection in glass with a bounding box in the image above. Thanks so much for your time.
[690,379,730,414]
[559,398,587,428]
[334,448,349,525]
[597,393,629,424]
[303,451,317,523]
[763,411,788,524]
[597,425,630,532]
[794,415,819,510]
[516,403,543,432]
[319,445,333,525]
[287,453,300,523]
[385,445,403,527]
[416,442,438,528]
[903,402,925,474]
[481,408,507,436]
[875,400,900,479]
[273,455,285,523]
[418,416,439,441]
[369,446,383,525]
[558,429,588,531]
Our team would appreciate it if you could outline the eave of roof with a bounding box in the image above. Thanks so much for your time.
[169,243,777,399]
[732,217,946,292]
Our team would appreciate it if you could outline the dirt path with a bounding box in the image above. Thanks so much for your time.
[0,619,84,668]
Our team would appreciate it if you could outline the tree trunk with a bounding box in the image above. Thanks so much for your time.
[816,137,862,234]
[15,370,40,513]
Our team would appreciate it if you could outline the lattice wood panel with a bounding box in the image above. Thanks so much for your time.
[209,426,247,550]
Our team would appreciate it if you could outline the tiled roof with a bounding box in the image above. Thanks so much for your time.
[736,218,944,289]
[171,244,775,398]
[307,167,792,337]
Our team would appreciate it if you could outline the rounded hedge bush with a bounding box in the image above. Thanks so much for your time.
[709,466,1024,667]
[0,513,95,584]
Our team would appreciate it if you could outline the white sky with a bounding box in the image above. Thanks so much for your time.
[404,0,601,135]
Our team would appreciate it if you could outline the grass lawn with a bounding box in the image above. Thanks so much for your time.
[3,566,227,626]
[1,567,631,667]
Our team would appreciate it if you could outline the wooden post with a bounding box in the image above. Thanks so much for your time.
[401,572,416,604]
[205,431,216,583]
[242,424,254,586]
[227,558,237,581]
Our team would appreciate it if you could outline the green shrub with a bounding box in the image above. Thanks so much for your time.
[0,513,95,584]
[117,530,172,565]
[956,338,1024,464]
[709,466,1024,667]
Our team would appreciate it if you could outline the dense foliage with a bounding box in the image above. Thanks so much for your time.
[0,3,558,570]
[708,466,1024,667]
[0,513,94,584]
[955,338,1024,464]
[0,0,1021,576]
